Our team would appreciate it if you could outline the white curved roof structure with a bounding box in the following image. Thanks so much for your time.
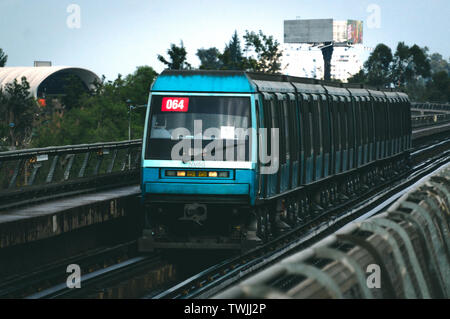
[0,66,100,98]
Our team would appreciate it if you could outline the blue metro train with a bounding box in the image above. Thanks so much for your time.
[139,70,411,250]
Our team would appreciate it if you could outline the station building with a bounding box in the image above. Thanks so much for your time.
[0,63,100,110]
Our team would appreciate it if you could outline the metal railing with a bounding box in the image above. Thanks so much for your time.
[411,113,450,129]
[0,140,142,210]
[411,102,450,112]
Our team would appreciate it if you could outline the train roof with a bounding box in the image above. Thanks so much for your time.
[151,70,258,93]
[322,85,350,96]
[151,70,408,100]
[383,90,401,101]
[346,87,371,97]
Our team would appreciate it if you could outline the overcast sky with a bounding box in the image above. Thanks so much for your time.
[1,0,449,80]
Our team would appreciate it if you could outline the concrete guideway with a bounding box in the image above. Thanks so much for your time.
[0,186,140,249]
[215,163,450,299]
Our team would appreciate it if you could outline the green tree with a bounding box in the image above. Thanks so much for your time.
[62,74,88,110]
[197,47,223,70]
[219,31,246,70]
[429,53,450,75]
[0,48,7,67]
[0,77,37,149]
[391,43,431,87]
[391,42,411,87]
[409,45,431,79]
[123,66,158,105]
[158,41,191,70]
[364,43,393,87]
[425,71,450,102]
[243,30,283,74]
[347,70,367,84]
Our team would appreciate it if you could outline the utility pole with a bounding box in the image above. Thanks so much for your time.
[126,99,133,169]
[125,100,147,169]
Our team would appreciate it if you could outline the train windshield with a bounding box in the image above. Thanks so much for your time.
[145,95,251,161]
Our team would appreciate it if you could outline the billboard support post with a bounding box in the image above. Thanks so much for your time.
[284,19,363,81]
[321,42,334,81]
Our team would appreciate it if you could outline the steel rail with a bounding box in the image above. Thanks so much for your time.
[0,241,137,298]
[26,254,161,299]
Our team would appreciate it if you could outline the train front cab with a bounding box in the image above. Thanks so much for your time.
[139,72,264,247]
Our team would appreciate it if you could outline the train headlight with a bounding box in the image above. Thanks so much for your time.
[165,170,176,177]
[218,171,229,178]
[165,170,229,178]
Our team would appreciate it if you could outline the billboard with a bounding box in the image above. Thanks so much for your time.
[346,20,363,44]
[284,19,363,44]
[284,19,333,43]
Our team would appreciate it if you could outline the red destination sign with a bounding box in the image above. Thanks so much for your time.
[161,97,189,112]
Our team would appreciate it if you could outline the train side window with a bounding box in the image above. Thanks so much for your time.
[262,94,272,162]
[362,99,368,145]
[386,99,392,142]
[386,98,395,140]
[297,94,305,160]
[288,95,298,161]
[301,94,312,160]
[347,96,355,151]
[271,96,284,164]
[312,95,322,156]
[311,94,322,159]
[366,97,374,145]
[255,100,260,130]
[331,95,340,152]
[392,100,396,141]
[384,98,390,141]
[255,100,260,164]
[396,99,405,137]
[372,99,377,142]
[381,98,387,141]
[282,98,290,162]
[354,97,362,149]
[339,97,348,152]
[377,97,383,142]
[364,98,371,144]
[371,98,377,143]
[393,99,399,141]
[337,97,342,151]
[320,94,331,155]
[398,100,402,136]
[404,101,410,140]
